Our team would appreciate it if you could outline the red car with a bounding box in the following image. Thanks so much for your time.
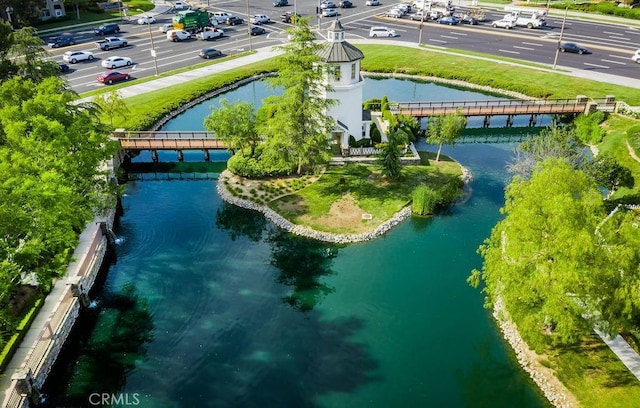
[97,71,130,85]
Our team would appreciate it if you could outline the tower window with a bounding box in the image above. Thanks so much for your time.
[351,63,356,80]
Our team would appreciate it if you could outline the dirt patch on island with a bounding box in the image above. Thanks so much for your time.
[300,193,373,233]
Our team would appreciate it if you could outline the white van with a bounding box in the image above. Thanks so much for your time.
[369,26,396,37]
[632,49,640,63]
[166,30,193,42]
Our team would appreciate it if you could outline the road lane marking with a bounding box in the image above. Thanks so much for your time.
[499,49,520,54]
[600,59,627,65]
[522,42,544,47]
[584,62,610,69]
[513,46,534,51]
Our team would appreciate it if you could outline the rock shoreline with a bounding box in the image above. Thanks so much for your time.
[493,298,576,408]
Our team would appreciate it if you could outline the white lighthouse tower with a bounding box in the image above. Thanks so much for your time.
[316,19,369,149]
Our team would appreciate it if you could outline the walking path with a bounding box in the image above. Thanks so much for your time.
[4,1,640,405]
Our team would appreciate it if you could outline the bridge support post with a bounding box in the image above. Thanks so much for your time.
[204,150,210,162]
[151,150,158,163]
[528,114,537,127]
[506,115,513,127]
[68,276,90,308]
[483,116,490,128]
[177,150,184,162]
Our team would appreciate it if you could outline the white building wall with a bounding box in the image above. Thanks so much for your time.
[325,76,365,147]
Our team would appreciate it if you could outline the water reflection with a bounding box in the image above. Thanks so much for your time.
[268,231,338,312]
[215,202,267,242]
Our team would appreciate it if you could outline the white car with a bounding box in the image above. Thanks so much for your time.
[384,9,403,18]
[491,18,516,29]
[101,56,133,69]
[159,23,174,33]
[632,49,640,63]
[366,0,380,5]
[369,26,396,37]
[320,1,337,9]
[322,8,338,17]
[250,14,270,24]
[62,50,94,64]
[174,1,190,10]
[137,16,157,25]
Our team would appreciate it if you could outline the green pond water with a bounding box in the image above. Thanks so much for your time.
[43,79,550,407]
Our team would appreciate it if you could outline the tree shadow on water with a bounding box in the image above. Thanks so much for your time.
[40,283,154,407]
[216,202,268,242]
[267,229,340,313]
[171,314,381,408]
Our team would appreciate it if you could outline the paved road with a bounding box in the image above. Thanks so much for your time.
[44,0,640,92]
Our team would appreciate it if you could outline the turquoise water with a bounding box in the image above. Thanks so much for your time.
[43,80,550,407]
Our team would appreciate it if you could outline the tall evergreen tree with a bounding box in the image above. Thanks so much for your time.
[258,18,335,175]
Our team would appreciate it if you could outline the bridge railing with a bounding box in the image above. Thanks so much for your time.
[390,98,589,116]
[113,130,216,140]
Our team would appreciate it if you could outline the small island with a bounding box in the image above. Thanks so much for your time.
[217,152,466,243]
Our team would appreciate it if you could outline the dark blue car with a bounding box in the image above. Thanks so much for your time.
[437,16,458,25]
[47,36,75,48]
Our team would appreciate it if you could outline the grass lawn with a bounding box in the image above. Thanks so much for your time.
[267,159,461,234]
[598,114,640,201]
[37,0,153,31]
[550,334,640,408]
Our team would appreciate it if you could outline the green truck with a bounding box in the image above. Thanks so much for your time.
[172,9,217,33]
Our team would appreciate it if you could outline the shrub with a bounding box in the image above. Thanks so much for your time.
[363,98,382,111]
[348,135,357,147]
[573,112,606,144]
[412,185,439,215]
[371,124,382,144]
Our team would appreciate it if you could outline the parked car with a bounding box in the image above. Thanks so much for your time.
[384,9,403,18]
[94,23,120,36]
[559,42,589,54]
[174,1,190,10]
[159,23,174,33]
[437,16,458,25]
[409,12,429,21]
[199,47,222,59]
[395,3,412,13]
[632,49,640,62]
[339,0,353,8]
[58,62,70,73]
[101,56,133,69]
[320,1,337,9]
[281,11,301,23]
[365,0,380,6]
[47,36,75,48]
[62,50,94,64]
[211,11,234,23]
[225,16,244,25]
[323,8,338,17]
[137,16,157,25]
[491,18,516,29]
[97,71,130,84]
[250,26,266,35]
[369,26,396,37]
[273,0,288,6]
[250,14,271,24]
[166,30,194,42]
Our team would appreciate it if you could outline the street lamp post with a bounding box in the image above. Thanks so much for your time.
[137,10,159,76]
[246,0,253,51]
[552,7,568,70]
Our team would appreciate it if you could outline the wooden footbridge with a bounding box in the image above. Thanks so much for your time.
[390,96,616,127]
[114,130,227,161]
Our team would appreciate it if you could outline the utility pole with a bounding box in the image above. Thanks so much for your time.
[552,7,568,70]
[246,0,253,51]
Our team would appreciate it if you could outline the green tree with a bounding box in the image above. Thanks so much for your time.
[573,111,606,145]
[377,128,403,180]
[204,99,260,157]
[582,155,634,197]
[507,125,583,179]
[258,18,335,175]
[94,91,130,128]
[468,159,613,344]
[426,110,466,162]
